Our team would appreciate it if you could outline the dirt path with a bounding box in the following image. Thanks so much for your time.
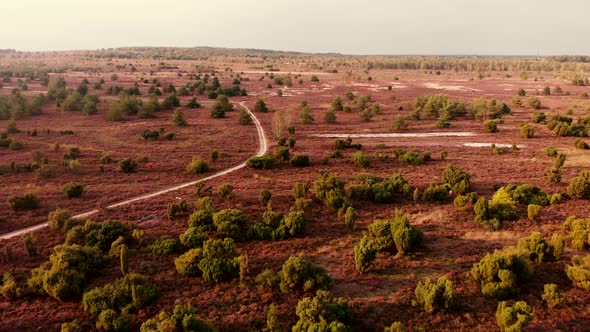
[0,102,267,240]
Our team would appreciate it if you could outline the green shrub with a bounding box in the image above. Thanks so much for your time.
[28,244,107,301]
[259,189,272,206]
[351,151,370,168]
[554,153,566,168]
[344,206,356,229]
[565,217,590,249]
[385,322,408,332]
[186,156,209,174]
[505,183,550,206]
[62,182,85,198]
[167,199,189,220]
[217,183,234,200]
[566,255,590,290]
[8,193,40,211]
[254,98,268,112]
[517,232,563,263]
[255,269,281,292]
[369,173,411,203]
[546,167,562,183]
[545,146,557,157]
[413,276,454,313]
[82,273,159,315]
[422,183,451,202]
[174,248,204,277]
[180,227,208,248]
[470,248,533,299]
[61,320,83,332]
[531,112,546,124]
[292,290,352,332]
[484,120,499,133]
[496,301,534,332]
[542,284,563,308]
[118,158,137,173]
[575,139,590,149]
[85,220,131,251]
[246,154,275,169]
[520,123,534,138]
[354,236,378,273]
[96,309,131,332]
[291,154,311,167]
[23,233,37,256]
[474,188,518,230]
[1,273,22,299]
[213,209,247,239]
[171,109,187,126]
[146,238,180,255]
[279,256,331,293]
[140,304,217,332]
[567,171,590,199]
[8,140,24,150]
[48,208,73,232]
[197,238,240,283]
[442,164,471,194]
[313,172,349,210]
[187,210,214,231]
[527,204,542,221]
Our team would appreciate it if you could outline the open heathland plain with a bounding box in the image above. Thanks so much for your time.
[1,48,590,331]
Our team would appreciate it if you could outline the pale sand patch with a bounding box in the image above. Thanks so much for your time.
[463,142,525,148]
[315,132,476,138]
[424,82,481,92]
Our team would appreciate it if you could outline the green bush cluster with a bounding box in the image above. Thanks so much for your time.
[27,244,107,301]
[412,276,455,313]
[167,199,189,219]
[354,211,423,272]
[82,273,159,315]
[421,183,451,202]
[146,238,180,255]
[516,232,565,263]
[246,154,275,169]
[496,301,534,332]
[347,173,411,203]
[247,208,306,241]
[392,148,432,165]
[474,187,518,230]
[564,216,590,249]
[291,154,311,167]
[565,255,590,291]
[278,256,331,293]
[62,182,85,198]
[179,227,208,248]
[567,171,590,199]
[212,208,247,239]
[174,238,240,283]
[469,97,511,120]
[351,151,370,168]
[140,303,217,332]
[334,137,362,150]
[292,290,353,332]
[186,156,209,174]
[542,283,564,308]
[118,158,138,173]
[314,172,349,210]
[470,248,533,299]
[442,164,471,194]
[7,193,40,211]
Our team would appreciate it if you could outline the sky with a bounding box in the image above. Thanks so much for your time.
[2,0,590,55]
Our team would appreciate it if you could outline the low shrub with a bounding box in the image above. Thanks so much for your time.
[354,236,378,273]
[48,208,74,232]
[259,189,272,206]
[565,255,590,291]
[82,273,159,315]
[542,284,564,308]
[186,156,209,174]
[213,209,247,239]
[198,238,240,283]
[118,158,137,173]
[62,182,85,198]
[351,151,370,168]
[292,290,352,332]
[187,210,214,231]
[179,227,208,248]
[95,309,131,332]
[442,164,471,194]
[516,232,564,263]
[8,193,40,211]
[291,154,310,167]
[140,304,216,332]
[279,256,331,293]
[496,301,534,332]
[246,154,275,169]
[167,199,189,220]
[484,120,499,133]
[471,248,533,299]
[564,217,590,250]
[422,183,451,202]
[146,238,180,255]
[413,276,455,313]
[527,204,542,221]
[313,172,349,210]
[567,171,590,199]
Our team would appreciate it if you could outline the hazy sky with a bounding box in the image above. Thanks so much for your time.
[2,0,590,55]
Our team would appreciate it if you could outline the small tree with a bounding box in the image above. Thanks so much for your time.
[344,206,356,229]
[324,109,336,123]
[259,189,272,206]
[120,244,128,276]
[300,105,314,124]
[238,107,253,125]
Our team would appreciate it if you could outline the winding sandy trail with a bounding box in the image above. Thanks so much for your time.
[0,102,267,240]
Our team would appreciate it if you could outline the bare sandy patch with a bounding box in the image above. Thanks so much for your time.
[423,82,481,92]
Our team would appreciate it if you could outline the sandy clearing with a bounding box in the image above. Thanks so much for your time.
[423,82,481,92]
[463,142,522,148]
[0,102,268,240]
